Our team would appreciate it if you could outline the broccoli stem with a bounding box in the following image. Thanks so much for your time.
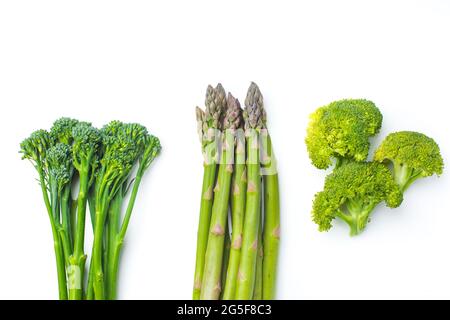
[222,138,246,300]
[38,166,68,300]
[393,162,423,193]
[236,130,261,299]
[262,133,280,300]
[193,163,217,299]
[336,201,376,236]
[200,134,234,300]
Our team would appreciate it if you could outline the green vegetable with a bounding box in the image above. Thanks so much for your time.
[194,82,280,300]
[252,217,263,300]
[69,121,101,299]
[222,103,246,300]
[374,131,444,192]
[20,129,69,299]
[235,82,265,299]
[305,99,382,169]
[261,130,280,299]
[312,161,403,236]
[201,93,241,300]
[20,118,161,300]
[193,84,226,299]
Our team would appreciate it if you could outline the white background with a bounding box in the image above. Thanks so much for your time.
[0,0,449,300]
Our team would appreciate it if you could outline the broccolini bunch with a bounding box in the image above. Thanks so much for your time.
[306,100,443,236]
[20,118,161,299]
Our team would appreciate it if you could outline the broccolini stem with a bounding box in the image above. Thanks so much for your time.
[38,166,68,300]
[86,248,95,300]
[61,184,73,248]
[262,133,280,300]
[117,173,143,242]
[92,200,108,299]
[105,190,122,300]
[200,132,234,300]
[108,173,143,300]
[68,168,89,300]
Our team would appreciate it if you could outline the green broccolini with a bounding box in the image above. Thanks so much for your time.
[20,118,161,300]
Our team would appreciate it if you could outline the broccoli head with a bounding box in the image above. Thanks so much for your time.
[305,99,382,169]
[374,131,444,192]
[312,161,402,236]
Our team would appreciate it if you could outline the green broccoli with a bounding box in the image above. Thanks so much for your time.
[312,161,403,236]
[305,99,382,169]
[374,131,444,192]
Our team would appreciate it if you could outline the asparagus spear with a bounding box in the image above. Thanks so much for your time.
[193,84,226,299]
[219,223,231,300]
[253,216,264,300]
[236,82,266,299]
[261,129,280,300]
[200,93,242,300]
[222,98,246,300]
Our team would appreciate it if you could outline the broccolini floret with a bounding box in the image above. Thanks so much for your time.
[305,99,382,169]
[312,161,402,236]
[20,129,53,165]
[374,131,444,192]
[50,117,79,145]
[46,143,73,192]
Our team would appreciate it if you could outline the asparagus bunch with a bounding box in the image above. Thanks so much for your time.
[193,82,280,300]
[20,119,161,300]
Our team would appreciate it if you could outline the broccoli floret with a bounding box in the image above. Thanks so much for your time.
[305,99,382,169]
[50,117,80,145]
[312,161,402,236]
[374,131,444,192]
